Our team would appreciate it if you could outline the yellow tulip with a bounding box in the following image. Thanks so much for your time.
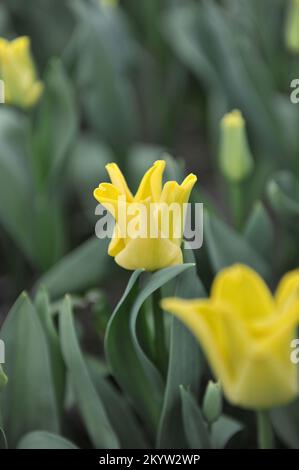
[0,36,43,108]
[93,160,197,271]
[162,264,299,410]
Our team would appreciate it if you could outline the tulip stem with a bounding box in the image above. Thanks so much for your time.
[152,288,167,376]
[230,183,243,230]
[256,410,274,449]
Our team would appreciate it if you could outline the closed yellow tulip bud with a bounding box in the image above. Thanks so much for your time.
[93,160,197,271]
[219,110,253,183]
[0,36,43,108]
[162,264,299,410]
[285,0,299,53]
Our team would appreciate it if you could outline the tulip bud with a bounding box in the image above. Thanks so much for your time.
[0,36,43,108]
[218,110,254,183]
[202,380,222,425]
[285,0,299,53]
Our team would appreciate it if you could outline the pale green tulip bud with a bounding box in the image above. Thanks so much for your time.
[285,0,299,53]
[202,380,222,425]
[219,110,254,183]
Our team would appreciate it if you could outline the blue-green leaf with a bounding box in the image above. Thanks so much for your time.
[59,296,119,449]
[157,251,206,448]
[0,293,59,447]
[180,386,211,449]
[18,431,78,449]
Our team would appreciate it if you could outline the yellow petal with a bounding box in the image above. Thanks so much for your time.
[178,173,197,204]
[161,298,249,389]
[114,237,182,271]
[105,163,133,202]
[134,160,165,202]
[230,352,298,409]
[211,264,274,321]
[275,269,299,308]
[108,226,125,257]
[93,183,123,218]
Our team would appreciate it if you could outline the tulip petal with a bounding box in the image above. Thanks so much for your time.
[275,269,299,308]
[114,237,182,271]
[134,160,165,202]
[105,163,133,202]
[161,298,249,389]
[93,183,123,217]
[211,264,274,321]
[230,353,298,409]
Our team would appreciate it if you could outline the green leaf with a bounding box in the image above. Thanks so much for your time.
[106,265,193,434]
[244,202,274,263]
[180,386,211,449]
[0,293,59,447]
[59,296,119,449]
[69,1,138,150]
[35,237,112,299]
[34,287,65,411]
[32,58,77,186]
[211,415,243,449]
[267,172,299,234]
[86,356,148,449]
[271,399,299,449]
[18,431,78,449]
[157,250,206,448]
[205,211,270,280]
[0,107,35,262]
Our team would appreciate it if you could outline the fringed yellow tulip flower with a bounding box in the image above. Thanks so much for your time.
[93,160,197,271]
[0,36,43,108]
[162,264,299,410]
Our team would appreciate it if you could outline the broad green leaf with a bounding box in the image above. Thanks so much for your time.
[35,287,65,411]
[106,265,193,434]
[180,386,211,449]
[244,202,274,262]
[205,211,270,280]
[157,250,206,448]
[59,296,119,449]
[32,58,77,186]
[0,107,35,262]
[267,172,299,234]
[18,431,78,449]
[0,293,59,447]
[69,1,138,150]
[211,415,243,449]
[87,356,148,449]
[36,237,112,299]
[271,399,299,449]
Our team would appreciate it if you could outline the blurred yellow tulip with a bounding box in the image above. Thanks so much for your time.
[93,160,197,271]
[0,36,43,108]
[162,264,299,410]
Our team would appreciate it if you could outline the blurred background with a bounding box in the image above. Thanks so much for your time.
[0,0,299,329]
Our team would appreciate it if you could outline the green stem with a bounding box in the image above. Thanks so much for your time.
[230,182,243,231]
[152,288,167,376]
[256,410,274,449]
